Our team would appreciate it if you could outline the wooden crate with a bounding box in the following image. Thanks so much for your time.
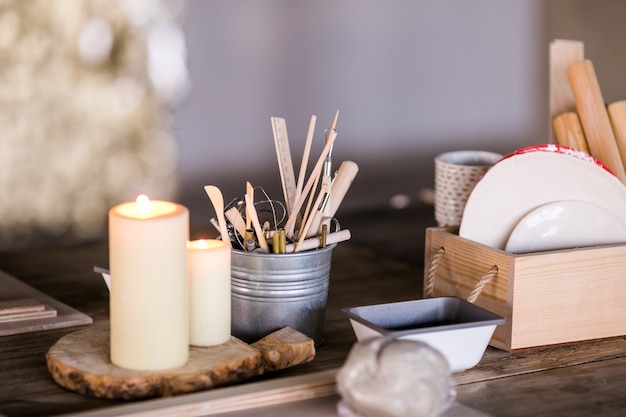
[424,227,626,351]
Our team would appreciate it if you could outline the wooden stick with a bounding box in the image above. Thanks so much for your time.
[567,59,626,183]
[294,182,328,252]
[292,115,317,215]
[327,160,359,219]
[245,181,253,230]
[306,160,359,238]
[549,40,584,143]
[298,169,321,238]
[244,194,269,251]
[224,207,247,238]
[284,130,338,239]
[553,112,589,153]
[329,109,339,132]
[286,229,351,253]
[608,100,626,175]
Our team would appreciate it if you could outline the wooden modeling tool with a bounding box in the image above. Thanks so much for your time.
[549,39,584,143]
[608,100,626,174]
[321,113,338,224]
[271,117,297,215]
[285,229,351,253]
[553,112,589,153]
[284,129,338,239]
[293,115,317,212]
[225,207,247,238]
[204,185,232,248]
[245,181,254,230]
[567,59,626,183]
[294,182,329,252]
[306,160,359,238]
[245,194,269,251]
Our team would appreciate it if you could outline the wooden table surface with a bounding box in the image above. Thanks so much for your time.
[0,204,625,417]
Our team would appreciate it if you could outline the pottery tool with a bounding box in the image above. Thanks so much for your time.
[285,229,351,253]
[204,185,232,248]
[321,112,338,221]
[553,112,589,153]
[294,182,329,252]
[608,100,626,173]
[292,115,317,214]
[305,160,359,238]
[225,207,247,238]
[245,194,269,251]
[549,40,584,143]
[284,129,338,239]
[271,117,297,215]
[567,59,626,183]
[245,181,254,230]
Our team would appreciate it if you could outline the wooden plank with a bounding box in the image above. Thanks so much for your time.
[549,39,583,143]
[50,369,338,417]
[454,337,626,385]
[0,298,45,315]
[0,269,92,336]
[512,245,626,349]
[0,305,57,323]
[456,356,626,417]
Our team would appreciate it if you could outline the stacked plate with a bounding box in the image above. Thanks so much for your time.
[458,145,626,253]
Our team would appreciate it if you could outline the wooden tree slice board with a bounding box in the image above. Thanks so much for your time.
[46,323,315,400]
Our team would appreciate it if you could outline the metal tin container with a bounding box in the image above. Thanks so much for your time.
[343,297,505,372]
[231,245,334,346]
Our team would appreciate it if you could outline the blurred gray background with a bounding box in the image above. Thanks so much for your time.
[173,0,626,228]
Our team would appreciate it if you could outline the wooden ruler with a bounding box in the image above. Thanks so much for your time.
[271,117,297,215]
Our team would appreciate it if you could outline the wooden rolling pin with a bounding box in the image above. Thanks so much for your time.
[567,60,626,183]
[608,100,626,174]
[553,112,589,153]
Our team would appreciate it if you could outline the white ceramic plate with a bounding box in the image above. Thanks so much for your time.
[505,200,626,253]
[458,145,626,249]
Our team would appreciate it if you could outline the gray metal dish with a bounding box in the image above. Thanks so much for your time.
[343,297,505,372]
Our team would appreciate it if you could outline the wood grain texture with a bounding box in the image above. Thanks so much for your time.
[549,40,584,143]
[552,112,589,152]
[45,324,315,400]
[567,59,626,182]
[2,206,625,417]
[608,100,626,173]
[425,227,626,350]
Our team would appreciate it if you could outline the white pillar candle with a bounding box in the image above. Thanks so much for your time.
[109,195,189,371]
[187,239,231,346]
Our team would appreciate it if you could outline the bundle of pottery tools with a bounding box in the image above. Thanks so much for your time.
[550,39,626,185]
[204,110,359,254]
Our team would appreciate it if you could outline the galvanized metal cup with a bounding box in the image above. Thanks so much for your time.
[230,244,334,347]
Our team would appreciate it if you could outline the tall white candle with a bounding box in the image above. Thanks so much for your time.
[109,195,189,371]
[187,239,231,346]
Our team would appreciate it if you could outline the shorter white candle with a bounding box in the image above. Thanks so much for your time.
[187,239,231,346]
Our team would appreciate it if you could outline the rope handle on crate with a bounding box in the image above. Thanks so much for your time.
[424,247,498,303]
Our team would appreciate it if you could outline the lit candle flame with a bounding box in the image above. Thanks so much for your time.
[197,239,208,249]
[136,194,151,216]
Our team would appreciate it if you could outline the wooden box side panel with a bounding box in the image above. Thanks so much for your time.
[510,245,626,349]
[425,228,514,349]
